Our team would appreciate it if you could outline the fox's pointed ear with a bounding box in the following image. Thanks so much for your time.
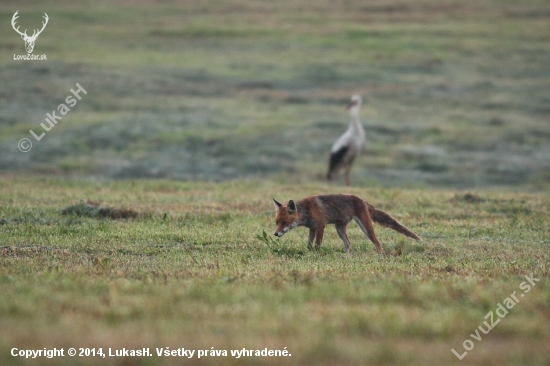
[287,200,297,214]
[273,198,282,212]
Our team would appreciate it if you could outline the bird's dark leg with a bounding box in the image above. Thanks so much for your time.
[344,165,351,186]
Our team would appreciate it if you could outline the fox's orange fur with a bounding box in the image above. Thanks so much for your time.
[273,194,421,253]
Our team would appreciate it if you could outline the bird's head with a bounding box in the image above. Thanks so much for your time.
[347,94,362,110]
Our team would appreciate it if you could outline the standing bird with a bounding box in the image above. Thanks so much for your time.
[326,94,365,186]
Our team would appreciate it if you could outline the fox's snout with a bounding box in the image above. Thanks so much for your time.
[274,231,285,237]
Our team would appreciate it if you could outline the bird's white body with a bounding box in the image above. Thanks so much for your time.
[327,95,365,186]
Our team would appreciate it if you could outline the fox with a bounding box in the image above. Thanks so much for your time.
[272,194,421,253]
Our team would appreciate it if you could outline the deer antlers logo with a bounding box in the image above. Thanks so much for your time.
[11,11,49,54]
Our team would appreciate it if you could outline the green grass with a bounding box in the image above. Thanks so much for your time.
[0,176,548,365]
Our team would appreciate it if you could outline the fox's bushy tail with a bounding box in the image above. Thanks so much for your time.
[366,203,421,241]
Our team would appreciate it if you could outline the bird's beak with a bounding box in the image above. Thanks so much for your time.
[347,100,357,109]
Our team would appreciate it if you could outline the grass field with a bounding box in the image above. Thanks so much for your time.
[1,0,549,365]
[0,0,549,188]
[0,177,549,365]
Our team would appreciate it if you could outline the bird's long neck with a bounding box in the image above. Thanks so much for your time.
[349,107,364,136]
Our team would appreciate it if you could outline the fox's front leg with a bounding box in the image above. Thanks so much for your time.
[314,225,325,250]
[308,228,315,250]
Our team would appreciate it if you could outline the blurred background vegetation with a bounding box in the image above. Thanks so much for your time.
[1,0,549,189]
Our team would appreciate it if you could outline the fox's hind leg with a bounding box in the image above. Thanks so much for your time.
[335,224,351,252]
[353,213,383,254]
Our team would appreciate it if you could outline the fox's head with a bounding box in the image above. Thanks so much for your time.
[273,198,299,237]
